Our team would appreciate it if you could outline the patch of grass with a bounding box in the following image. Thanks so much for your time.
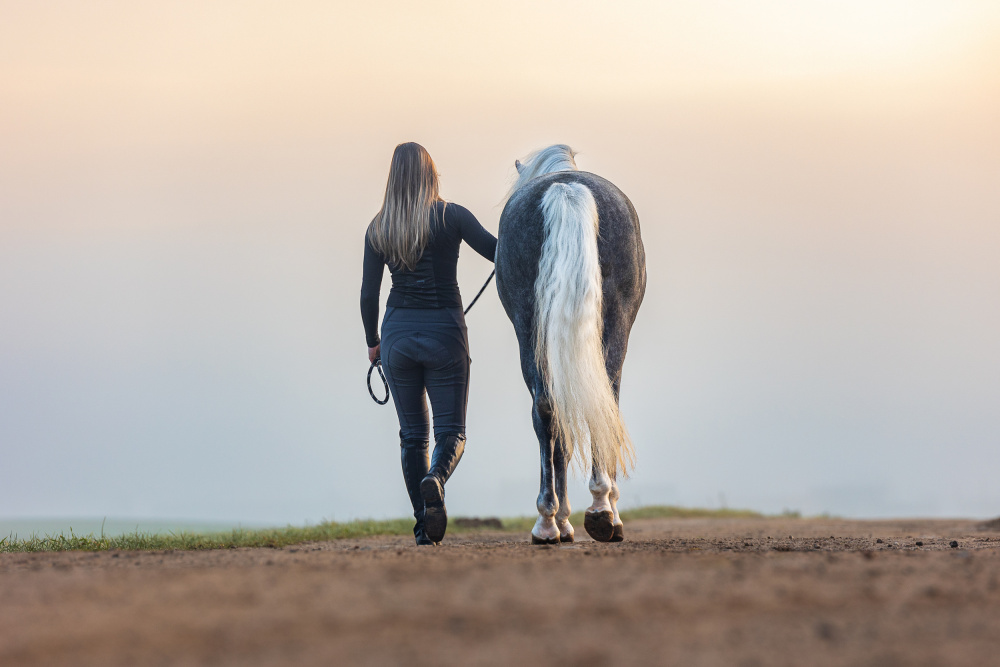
[0,505,772,554]
[0,520,415,554]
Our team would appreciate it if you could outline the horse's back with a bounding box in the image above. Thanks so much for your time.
[499,170,640,242]
[496,170,646,325]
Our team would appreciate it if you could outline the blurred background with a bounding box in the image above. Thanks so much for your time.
[2,1,998,530]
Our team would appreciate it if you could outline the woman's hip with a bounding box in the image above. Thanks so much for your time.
[382,306,467,328]
[381,307,469,352]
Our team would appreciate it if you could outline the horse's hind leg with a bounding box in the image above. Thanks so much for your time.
[530,392,561,545]
[553,440,574,542]
[585,465,616,542]
[609,477,624,541]
[587,368,627,542]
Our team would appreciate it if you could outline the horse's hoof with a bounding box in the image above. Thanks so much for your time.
[584,510,615,542]
[610,523,625,542]
[531,534,559,545]
[559,532,574,543]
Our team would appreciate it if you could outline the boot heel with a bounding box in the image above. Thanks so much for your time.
[421,434,464,544]
[421,475,447,542]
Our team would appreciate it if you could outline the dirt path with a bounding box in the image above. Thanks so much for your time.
[3,518,1000,666]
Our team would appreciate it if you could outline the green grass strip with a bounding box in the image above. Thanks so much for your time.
[0,505,775,554]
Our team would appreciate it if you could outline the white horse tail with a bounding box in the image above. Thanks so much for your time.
[534,182,634,477]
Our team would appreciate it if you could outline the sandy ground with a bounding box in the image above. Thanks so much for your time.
[3,517,1000,666]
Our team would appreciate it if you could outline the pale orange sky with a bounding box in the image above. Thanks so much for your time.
[2,1,998,200]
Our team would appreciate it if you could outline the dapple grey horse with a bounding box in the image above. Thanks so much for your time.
[495,145,646,544]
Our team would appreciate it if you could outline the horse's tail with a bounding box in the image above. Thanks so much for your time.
[534,182,634,477]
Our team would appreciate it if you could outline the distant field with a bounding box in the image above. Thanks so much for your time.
[0,505,767,553]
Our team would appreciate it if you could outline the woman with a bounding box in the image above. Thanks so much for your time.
[360,142,497,545]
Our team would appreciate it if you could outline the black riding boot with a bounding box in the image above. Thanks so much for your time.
[400,440,434,546]
[420,433,466,543]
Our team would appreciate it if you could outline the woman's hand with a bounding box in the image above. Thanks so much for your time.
[368,344,380,364]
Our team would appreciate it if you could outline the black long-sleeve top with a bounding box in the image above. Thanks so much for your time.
[361,201,498,348]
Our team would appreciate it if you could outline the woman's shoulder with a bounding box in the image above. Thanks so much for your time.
[438,200,474,222]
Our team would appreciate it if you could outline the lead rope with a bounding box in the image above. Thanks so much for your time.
[367,356,389,405]
[461,268,495,316]
[367,269,496,406]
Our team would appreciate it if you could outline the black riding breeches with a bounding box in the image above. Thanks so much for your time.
[380,307,470,446]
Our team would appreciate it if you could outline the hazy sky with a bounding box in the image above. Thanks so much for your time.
[2,1,999,525]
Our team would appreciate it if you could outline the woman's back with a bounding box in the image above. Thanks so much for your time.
[383,201,496,308]
[361,201,496,346]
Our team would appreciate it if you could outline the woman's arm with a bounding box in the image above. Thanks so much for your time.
[452,204,498,262]
[360,235,385,349]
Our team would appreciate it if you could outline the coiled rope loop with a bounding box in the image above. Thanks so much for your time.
[367,357,390,405]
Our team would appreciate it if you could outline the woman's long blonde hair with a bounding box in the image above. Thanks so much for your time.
[367,142,443,271]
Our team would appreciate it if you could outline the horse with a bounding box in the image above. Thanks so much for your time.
[495,145,646,544]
